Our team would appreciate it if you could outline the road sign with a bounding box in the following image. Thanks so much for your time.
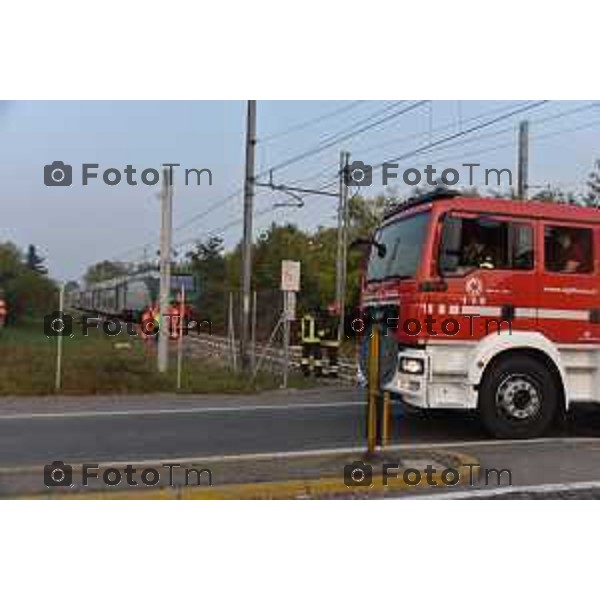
[281,260,301,292]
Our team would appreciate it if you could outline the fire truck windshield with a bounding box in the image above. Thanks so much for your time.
[367,211,430,281]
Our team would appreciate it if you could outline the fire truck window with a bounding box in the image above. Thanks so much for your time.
[544,226,593,274]
[440,216,533,275]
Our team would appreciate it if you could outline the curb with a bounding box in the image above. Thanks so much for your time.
[14,450,480,500]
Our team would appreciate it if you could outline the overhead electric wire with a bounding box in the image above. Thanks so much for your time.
[258,100,366,143]
[373,100,549,170]
[257,101,427,176]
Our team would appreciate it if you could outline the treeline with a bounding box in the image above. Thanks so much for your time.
[0,243,56,322]
[183,193,389,335]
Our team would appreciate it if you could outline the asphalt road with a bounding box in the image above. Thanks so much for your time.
[2,386,600,497]
[0,387,486,466]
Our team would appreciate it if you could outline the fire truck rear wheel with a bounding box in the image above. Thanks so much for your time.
[479,355,558,439]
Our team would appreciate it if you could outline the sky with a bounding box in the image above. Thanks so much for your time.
[0,100,598,282]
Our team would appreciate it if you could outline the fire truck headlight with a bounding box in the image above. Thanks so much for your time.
[399,357,425,375]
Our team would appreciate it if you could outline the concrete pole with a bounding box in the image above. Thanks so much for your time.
[517,120,529,200]
[339,151,351,342]
[240,100,257,371]
[158,166,173,373]
[335,151,345,328]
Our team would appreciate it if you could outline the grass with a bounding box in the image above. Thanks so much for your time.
[0,319,316,396]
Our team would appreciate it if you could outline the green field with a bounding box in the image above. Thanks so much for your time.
[0,320,313,395]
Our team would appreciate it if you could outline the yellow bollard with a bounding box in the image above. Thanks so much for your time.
[367,323,380,456]
[382,391,391,449]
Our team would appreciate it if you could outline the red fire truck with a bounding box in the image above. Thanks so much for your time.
[360,190,600,438]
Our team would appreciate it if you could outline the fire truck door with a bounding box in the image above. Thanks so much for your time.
[536,222,600,344]
[438,213,537,340]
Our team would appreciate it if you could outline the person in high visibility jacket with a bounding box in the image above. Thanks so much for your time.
[167,302,181,340]
[0,294,7,329]
[140,305,156,343]
[300,312,322,376]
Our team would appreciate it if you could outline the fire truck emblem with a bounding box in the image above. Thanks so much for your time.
[465,276,483,297]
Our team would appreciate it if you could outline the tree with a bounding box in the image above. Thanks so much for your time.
[186,236,227,327]
[586,159,600,207]
[64,281,80,293]
[26,244,48,274]
[84,260,129,284]
[0,241,57,322]
[0,242,23,287]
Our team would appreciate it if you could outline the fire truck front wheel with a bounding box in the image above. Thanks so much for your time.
[479,355,559,439]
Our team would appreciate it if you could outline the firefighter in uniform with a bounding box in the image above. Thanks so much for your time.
[318,305,340,378]
[300,312,322,376]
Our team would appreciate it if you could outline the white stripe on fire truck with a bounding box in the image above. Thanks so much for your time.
[461,305,501,317]
[361,302,590,321]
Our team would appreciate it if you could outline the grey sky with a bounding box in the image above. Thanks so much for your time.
[1,100,598,282]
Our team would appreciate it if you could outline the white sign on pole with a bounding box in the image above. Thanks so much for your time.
[281,260,301,292]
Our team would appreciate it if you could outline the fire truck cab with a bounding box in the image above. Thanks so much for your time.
[361,190,600,438]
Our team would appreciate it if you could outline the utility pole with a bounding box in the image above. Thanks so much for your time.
[240,100,257,371]
[335,151,345,333]
[517,120,529,200]
[158,165,173,373]
[336,151,350,342]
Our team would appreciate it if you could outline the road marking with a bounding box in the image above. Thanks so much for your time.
[2,437,598,474]
[0,400,363,421]
[410,479,600,500]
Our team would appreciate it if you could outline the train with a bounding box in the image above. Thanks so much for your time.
[67,270,199,322]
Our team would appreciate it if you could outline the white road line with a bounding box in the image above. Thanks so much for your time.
[0,400,364,421]
[409,480,600,500]
[2,437,598,475]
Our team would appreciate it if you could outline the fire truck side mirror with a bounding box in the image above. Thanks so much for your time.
[350,238,387,258]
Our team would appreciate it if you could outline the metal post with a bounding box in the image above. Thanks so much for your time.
[158,166,173,373]
[382,390,391,449]
[228,291,238,373]
[176,283,185,390]
[251,289,257,372]
[517,120,529,200]
[55,283,65,391]
[282,291,290,388]
[240,100,257,371]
